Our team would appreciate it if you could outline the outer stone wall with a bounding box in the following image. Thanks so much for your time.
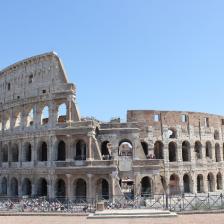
[0,52,223,200]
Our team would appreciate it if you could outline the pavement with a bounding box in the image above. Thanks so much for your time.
[1,213,224,224]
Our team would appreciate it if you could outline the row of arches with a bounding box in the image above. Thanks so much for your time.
[169,172,223,194]
[0,177,110,199]
[141,140,224,162]
[168,141,224,162]
[2,103,67,131]
[1,139,87,162]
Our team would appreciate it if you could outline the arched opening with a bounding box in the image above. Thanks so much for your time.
[141,142,148,157]
[41,106,49,125]
[206,141,212,159]
[217,172,222,190]
[194,141,202,160]
[119,140,133,156]
[168,128,177,138]
[23,143,32,162]
[215,143,221,162]
[38,142,47,161]
[2,145,8,162]
[22,178,32,196]
[75,140,86,160]
[55,179,66,198]
[197,174,204,193]
[10,177,18,196]
[57,103,67,123]
[207,173,215,192]
[1,177,7,195]
[154,141,163,159]
[14,112,21,128]
[37,178,47,196]
[12,144,19,162]
[182,141,190,162]
[101,141,111,160]
[4,113,10,130]
[169,174,180,194]
[168,142,177,162]
[27,108,34,127]
[74,178,86,200]
[97,178,109,200]
[214,130,220,140]
[183,174,191,193]
[57,140,66,161]
[141,176,153,197]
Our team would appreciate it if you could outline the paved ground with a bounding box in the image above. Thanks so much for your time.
[1,213,224,224]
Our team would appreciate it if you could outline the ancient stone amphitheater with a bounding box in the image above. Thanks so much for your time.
[0,52,223,200]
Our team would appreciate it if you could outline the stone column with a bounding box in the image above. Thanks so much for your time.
[87,174,93,200]
[66,135,72,162]
[179,173,184,193]
[48,174,55,199]
[87,132,93,161]
[50,101,57,128]
[204,174,208,193]
[66,174,72,198]
[18,176,22,197]
[192,174,197,194]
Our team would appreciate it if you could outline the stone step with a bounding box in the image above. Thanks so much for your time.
[88,209,177,219]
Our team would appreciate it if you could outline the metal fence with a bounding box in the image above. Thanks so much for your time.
[0,194,224,213]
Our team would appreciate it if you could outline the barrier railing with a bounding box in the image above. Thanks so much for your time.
[0,193,224,213]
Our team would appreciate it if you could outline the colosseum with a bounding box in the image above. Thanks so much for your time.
[0,51,223,201]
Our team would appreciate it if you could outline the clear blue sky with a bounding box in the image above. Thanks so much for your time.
[1,0,224,121]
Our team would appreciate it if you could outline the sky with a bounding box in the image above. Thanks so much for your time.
[0,0,224,121]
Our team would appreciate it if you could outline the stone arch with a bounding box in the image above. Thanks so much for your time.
[14,112,21,128]
[23,142,32,162]
[207,172,215,192]
[74,178,87,200]
[57,103,67,123]
[11,143,19,162]
[26,108,34,127]
[1,177,7,195]
[75,140,86,160]
[2,144,8,162]
[41,106,49,125]
[57,140,66,161]
[55,179,66,197]
[169,174,180,194]
[101,141,110,159]
[141,141,148,157]
[96,178,109,200]
[38,141,48,161]
[37,178,48,196]
[4,112,10,130]
[194,141,202,159]
[168,128,177,138]
[10,177,18,196]
[168,142,177,162]
[214,130,220,140]
[118,139,133,156]
[217,172,222,190]
[22,178,32,196]
[182,141,191,162]
[197,174,204,193]
[141,176,153,197]
[183,174,191,193]
[215,143,221,162]
[154,141,163,159]
[205,141,212,159]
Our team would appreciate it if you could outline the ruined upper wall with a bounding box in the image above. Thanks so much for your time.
[127,110,224,129]
[0,52,75,104]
